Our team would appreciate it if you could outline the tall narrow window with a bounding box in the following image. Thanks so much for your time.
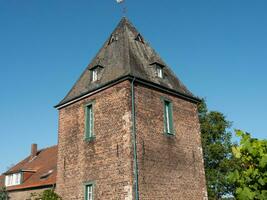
[156,65,163,78]
[85,104,93,139]
[92,69,98,82]
[85,184,94,200]
[164,100,174,135]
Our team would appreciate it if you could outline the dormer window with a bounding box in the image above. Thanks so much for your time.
[90,65,104,82]
[5,173,22,187]
[135,33,144,43]
[108,34,118,45]
[151,62,164,78]
[92,69,98,82]
[156,65,163,78]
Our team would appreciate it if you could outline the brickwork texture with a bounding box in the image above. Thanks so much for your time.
[56,80,207,200]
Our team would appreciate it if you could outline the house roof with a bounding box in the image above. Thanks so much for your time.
[0,145,57,191]
[0,175,4,187]
[56,17,197,108]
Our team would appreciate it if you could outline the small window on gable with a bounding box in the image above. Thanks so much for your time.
[156,65,163,78]
[151,62,164,78]
[90,65,103,82]
[135,33,144,43]
[92,69,98,82]
[108,34,118,45]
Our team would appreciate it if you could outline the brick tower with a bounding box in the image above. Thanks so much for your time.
[55,18,207,200]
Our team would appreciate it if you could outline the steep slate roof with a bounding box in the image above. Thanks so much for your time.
[57,17,197,108]
[0,145,57,191]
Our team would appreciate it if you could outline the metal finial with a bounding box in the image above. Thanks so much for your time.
[116,0,127,16]
[123,6,127,16]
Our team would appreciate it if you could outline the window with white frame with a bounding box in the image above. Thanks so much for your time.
[90,65,103,82]
[156,65,163,78]
[92,69,98,82]
[5,173,22,186]
[151,62,164,78]
[85,184,93,200]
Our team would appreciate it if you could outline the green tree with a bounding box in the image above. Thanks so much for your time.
[28,189,61,200]
[40,189,62,200]
[0,187,8,200]
[228,130,267,200]
[198,100,237,199]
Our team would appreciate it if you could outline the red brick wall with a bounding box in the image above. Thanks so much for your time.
[56,81,134,200]
[56,80,207,200]
[134,84,207,200]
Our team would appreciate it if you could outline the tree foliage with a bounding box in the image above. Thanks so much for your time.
[29,189,61,200]
[40,189,62,200]
[198,100,237,199]
[0,187,8,200]
[228,130,267,200]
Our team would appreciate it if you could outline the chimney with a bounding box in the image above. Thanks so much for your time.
[31,143,37,158]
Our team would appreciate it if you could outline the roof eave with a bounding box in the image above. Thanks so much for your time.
[132,76,201,104]
[55,75,201,110]
[6,183,56,192]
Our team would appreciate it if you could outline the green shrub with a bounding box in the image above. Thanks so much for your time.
[40,189,62,200]
[0,187,8,200]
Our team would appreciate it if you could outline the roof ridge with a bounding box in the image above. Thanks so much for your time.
[3,145,57,175]
[37,144,57,152]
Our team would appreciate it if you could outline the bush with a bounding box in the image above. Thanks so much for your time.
[40,189,62,200]
[0,187,8,200]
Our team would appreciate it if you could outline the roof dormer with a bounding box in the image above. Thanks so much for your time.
[108,34,118,45]
[90,65,104,82]
[135,33,144,43]
[150,62,165,78]
[5,172,22,187]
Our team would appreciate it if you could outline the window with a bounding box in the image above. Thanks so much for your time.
[90,65,103,82]
[108,34,118,45]
[164,100,174,135]
[92,69,98,82]
[135,33,144,43]
[85,104,94,140]
[5,173,21,186]
[150,62,164,78]
[156,65,163,78]
[85,183,94,200]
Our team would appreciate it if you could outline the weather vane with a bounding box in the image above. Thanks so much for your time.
[116,0,127,16]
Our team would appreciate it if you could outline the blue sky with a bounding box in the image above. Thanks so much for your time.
[0,0,266,173]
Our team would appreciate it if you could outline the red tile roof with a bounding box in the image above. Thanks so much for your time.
[0,145,57,191]
[0,175,4,187]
